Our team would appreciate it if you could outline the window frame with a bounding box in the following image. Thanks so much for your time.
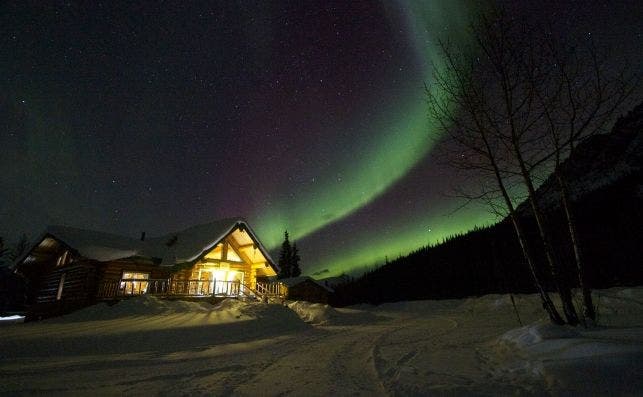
[119,270,151,295]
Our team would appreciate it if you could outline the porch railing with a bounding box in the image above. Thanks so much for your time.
[97,278,243,299]
[96,278,288,301]
[255,281,283,297]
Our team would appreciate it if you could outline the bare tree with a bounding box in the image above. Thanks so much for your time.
[526,33,637,323]
[428,7,638,325]
[426,33,565,324]
[472,10,584,325]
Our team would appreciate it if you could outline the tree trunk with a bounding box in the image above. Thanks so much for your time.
[522,169,580,325]
[501,100,579,325]
[508,213,564,324]
[479,132,565,325]
[556,171,596,322]
[491,239,522,326]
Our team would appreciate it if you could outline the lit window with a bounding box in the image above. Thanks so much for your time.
[56,250,71,267]
[120,271,150,295]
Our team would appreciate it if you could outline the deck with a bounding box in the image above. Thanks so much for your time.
[96,278,284,301]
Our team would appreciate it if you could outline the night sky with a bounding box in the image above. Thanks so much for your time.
[1,1,641,276]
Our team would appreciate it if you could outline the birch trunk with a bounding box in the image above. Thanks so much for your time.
[555,170,596,322]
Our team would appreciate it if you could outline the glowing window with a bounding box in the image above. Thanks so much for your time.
[120,271,150,295]
[210,270,243,295]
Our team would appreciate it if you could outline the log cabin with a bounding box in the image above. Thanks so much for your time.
[14,218,280,319]
[278,276,333,304]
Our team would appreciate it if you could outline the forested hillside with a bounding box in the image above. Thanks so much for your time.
[332,103,642,306]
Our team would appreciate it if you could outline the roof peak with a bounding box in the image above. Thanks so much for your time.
[45,216,248,241]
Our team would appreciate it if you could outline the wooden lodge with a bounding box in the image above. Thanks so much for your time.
[278,276,333,304]
[14,218,283,319]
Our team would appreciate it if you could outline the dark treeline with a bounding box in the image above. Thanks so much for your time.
[332,174,642,306]
[331,108,643,306]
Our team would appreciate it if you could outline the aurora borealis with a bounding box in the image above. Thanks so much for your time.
[2,1,640,276]
[255,2,481,275]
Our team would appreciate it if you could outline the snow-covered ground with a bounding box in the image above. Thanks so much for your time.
[1,288,641,396]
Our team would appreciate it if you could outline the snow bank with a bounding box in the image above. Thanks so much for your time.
[1,297,311,365]
[376,298,461,313]
[459,293,547,318]
[288,301,379,325]
[52,297,311,333]
[54,295,212,321]
[0,315,25,324]
[500,321,581,348]
[498,319,643,395]
[594,288,643,325]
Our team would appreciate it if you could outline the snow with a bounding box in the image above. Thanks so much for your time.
[288,301,379,325]
[1,288,641,395]
[495,288,643,395]
[497,323,643,395]
[141,218,276,266]
[500,321,581,347]
[43,225,143,262]
[0,314,25,324]
[142,218,245,264]
[26,218,275,267]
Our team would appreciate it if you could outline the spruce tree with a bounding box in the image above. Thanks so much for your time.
[277,231,292,279]
[290,242,301,277]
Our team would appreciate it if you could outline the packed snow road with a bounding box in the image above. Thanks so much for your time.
[1,289,642,396]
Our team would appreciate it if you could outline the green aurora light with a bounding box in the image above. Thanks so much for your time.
[256,97,434,247]
[252,1,496,275]
[317,204,494,277]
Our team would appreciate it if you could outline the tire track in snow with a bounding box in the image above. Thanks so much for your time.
[232,324,395,396]
[371,315,459,395]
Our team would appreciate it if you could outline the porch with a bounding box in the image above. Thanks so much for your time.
[96,278,284,301]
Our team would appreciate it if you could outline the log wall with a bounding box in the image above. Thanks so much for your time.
[27,261,99,320]
[97,261,171,283]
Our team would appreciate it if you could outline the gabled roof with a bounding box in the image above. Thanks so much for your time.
[17,218,277,271]
[141,218,247,265]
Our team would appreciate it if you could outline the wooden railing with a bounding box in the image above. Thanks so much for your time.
[96,278,243,299]
[256,281,283,297]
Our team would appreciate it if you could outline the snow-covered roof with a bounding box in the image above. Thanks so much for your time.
[22,218,276,268]
[44,225,142,262]
[279,276,334,292]
[141,218,245,264]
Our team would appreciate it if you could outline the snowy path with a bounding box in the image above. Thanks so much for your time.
[235,324,391,396]
[1,289,642,396]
